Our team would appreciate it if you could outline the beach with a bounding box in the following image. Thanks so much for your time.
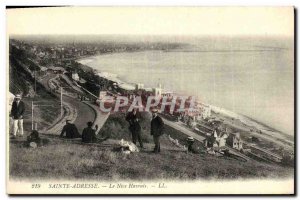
[77,36,294,137]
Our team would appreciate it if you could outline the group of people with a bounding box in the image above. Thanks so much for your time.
[61,107,165,153]
[60,120,100,143]
[10,94,165,153]
[9,94,100,144]
[61,108,165,153]
[126,108,165,153]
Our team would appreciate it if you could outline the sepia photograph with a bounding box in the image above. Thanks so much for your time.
[6,6,295,195]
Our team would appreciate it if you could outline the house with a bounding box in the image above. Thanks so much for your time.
[72,73,80,81]
[152,83,162,97]
[218,132,229,148]
[47,66,66,74]
[195,102,211,119]
[38,66,48,76]
[135,83,144,90]
[162,91,173,98]
[40,66,48,72]
[118,83,135,91]
[226,132,243,150]
[152,87,162,97]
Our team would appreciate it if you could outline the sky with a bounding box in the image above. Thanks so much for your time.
[7,7,294,37]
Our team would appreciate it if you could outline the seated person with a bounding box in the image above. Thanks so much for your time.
[60,120,80,139]
[27,130,41,146]
[82,121,97,143]
[186,136,205,154]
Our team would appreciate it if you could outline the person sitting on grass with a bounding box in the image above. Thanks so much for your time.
[82,121,97,143]
[27,130,41,146]
[60,120,80,139]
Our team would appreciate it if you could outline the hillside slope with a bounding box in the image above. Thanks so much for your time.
[9,135,293,180]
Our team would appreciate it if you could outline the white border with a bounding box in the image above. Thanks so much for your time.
[0,1,298,200]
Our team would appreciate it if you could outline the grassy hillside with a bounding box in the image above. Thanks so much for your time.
[9,136,293,180]
[9,112,294,180]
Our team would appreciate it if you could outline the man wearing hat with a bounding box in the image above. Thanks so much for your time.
[186,136,204,154]
[150,108,164,153]
[125,108,144,148]
[186,136,195,152]
[10,94,25,138]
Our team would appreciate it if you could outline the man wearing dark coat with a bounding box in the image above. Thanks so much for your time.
[150,109,164,153]
[82,121,97,143]
[10,94,25,138]
[60,120,80,138]
[125,108,144,148]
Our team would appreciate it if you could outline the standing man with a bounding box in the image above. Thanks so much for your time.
[125,108,144,148]
[150,108,164,153]
[10,94,25,138]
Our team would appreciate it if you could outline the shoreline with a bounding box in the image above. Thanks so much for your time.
[74,53,294,142]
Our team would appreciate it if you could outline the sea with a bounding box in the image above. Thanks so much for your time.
[78,36,294,135]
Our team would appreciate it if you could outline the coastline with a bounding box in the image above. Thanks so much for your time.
[74,54,294,144]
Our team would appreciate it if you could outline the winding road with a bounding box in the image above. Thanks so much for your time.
[39,72,95,134]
